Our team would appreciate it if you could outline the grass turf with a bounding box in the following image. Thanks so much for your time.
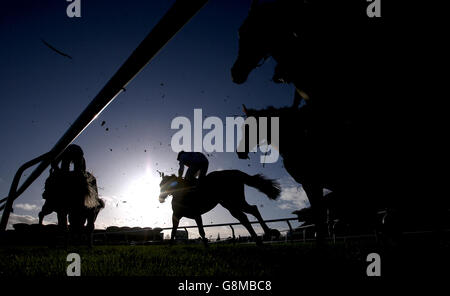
[0,241,368,277]
[0,237,448,278]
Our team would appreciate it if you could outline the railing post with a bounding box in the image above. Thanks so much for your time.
[286,220,293,242]
[0,152,51,232]
[333,222,337,244]
[286,220,293,232]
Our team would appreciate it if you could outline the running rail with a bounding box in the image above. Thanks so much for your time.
[0,0,209,232]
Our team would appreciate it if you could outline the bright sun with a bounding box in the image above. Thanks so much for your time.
[119,167,172,228]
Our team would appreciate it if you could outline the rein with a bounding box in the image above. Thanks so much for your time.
[160,179,198,196]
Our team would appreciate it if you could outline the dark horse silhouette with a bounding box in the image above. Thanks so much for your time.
[231,1,391,241]
[38,168,105,245]
[237,102,384,239]
[158,170,281,245]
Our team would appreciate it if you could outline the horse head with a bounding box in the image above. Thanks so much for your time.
[231,1,275,84]
[231,0,303,85]
[237,96,309,161]
[158,174,180,203]
[236,103,283,160]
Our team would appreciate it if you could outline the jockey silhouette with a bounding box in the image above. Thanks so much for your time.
[52,144,86,173]
[177,151,208,182]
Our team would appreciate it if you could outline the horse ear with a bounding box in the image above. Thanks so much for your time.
[292,90,302,109]
[297,89,310,101]
[292,89,311,109]
[242,104,248,116]
[161,172,165,177]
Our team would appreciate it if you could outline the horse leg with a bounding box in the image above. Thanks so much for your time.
[194,216,208,246]
[84,213,94,248]
[71,213,85,246]
[242,202,272,238]
[38,212,44,226]
[57,211,68,247]
[57,212,68,231]
[228,208,261,246]
[86,209,100,247]
[38,202,53,225]
[170,214,180,244]
[303,183,326,245]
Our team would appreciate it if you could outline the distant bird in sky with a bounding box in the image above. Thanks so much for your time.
[41,39,73,59]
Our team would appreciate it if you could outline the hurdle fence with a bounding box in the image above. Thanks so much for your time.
[88,217,316,245]
[0,0,209,233]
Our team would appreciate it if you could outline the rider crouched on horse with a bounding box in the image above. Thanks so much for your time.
[39,144,90,225]
[177,151,208,184]
[52,144,86,173]
[51,144,100,206]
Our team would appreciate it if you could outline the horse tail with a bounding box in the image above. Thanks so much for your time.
[97,198,105,209]
[243,173,281,200]
[83,172,102,209]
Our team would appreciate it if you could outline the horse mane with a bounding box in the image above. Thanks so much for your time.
[164,174,182,180]
[43,170,102,209]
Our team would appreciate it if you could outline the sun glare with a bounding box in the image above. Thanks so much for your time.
[119,166,172,228]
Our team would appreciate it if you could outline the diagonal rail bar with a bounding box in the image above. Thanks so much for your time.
[0,153,51,213]
[0,0,209,232]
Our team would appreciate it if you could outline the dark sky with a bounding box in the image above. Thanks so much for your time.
[0,0,306,236]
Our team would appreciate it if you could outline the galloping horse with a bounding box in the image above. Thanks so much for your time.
[158,170,281,245]
[236,101,383,238]
[38,168,105,245]
[231,0,389,241]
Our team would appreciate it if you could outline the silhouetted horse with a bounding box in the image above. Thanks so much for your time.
[158,170,281,245]
[236,100,386,241]
[231,0,390,242]
[231,0,383,101]
[38,168,104,245]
